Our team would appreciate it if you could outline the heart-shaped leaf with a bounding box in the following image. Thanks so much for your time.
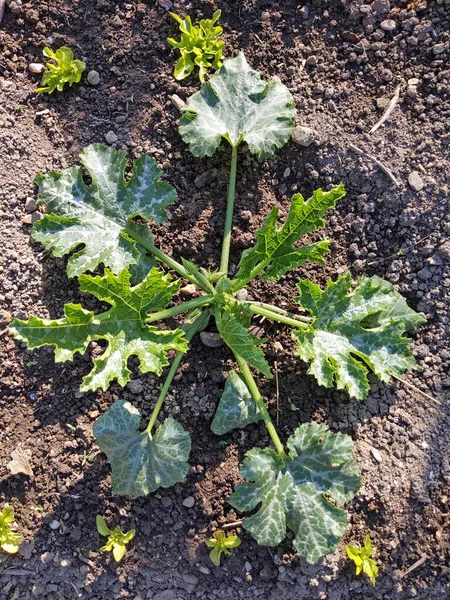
[230,423,361,563]
[94,401,191,497]
[32,144,176,279]
[293,273,426,399]
[179,52,296,158]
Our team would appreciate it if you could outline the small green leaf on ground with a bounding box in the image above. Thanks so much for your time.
[229,422,361,563]
[9,268,187,392]
[0,506,22,555]
[293,273,426,399]
[346,534,379,586]
[93,401,191,497]
[32,144,176,279]
[211,370,262,435]
[235,185,346,283]
[205,530,241,565]
[179,52,296,158]
[96,515,135,562]
[37,46,86,94]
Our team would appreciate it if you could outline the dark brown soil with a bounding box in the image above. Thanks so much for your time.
[1,1,449,599]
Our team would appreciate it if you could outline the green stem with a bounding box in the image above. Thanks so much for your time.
[219,144,239,275]
[246,303,311,329]
[234,354,286,457]
[125,225,205,290]
[145,310,210,435]
[145,295,214,324]
[230,257,271,292]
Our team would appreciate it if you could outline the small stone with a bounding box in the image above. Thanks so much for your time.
[22,212,41,225]
[161,496,173,508]
[245,561,252,572]
[305,55,317,67]
[417,266,432,281]
[179,284,198,296]
[380,19,396,32]
[25,197,37,212]
[432,43,446,56]
[408,171,424,191]
[408,78,420,87]
[40,551,54,564]
[283,167,291,178]
[199,565,210,574]
[170,94,185,111]
[19,540,34,560]
[127,379,144,394]
[370,447,383,463]
[299,5,309,19]
[112,15,122,27]
[182,573,199,586]
[29,63,45,74]
[352,259,365,272]
[49,519,60,530]
[60,558,71,568]
[105,130,118,145]
[200,331,223,347]
[87,70,100,86]
[195,168,218,189]
[116,115,127,123]
[292,125,316,147]
[342,31,361,44]
[182,496,195,508]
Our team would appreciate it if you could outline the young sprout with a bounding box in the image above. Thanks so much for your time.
[96,515,135,563]
[0,506,22,554]
[346,534,379,586]
[36,46,86,94]
[205,530,241,566]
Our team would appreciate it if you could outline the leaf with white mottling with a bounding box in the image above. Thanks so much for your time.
[229,423,361,563]
[293,273,426,399]
[211,371,262,435]
[9,268,187,392]
[235,185,345,283]
[32,144,176,279]
[179,52,296,158]
[93,401,191,497]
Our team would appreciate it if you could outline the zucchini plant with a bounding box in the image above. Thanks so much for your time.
[10,53,424,564]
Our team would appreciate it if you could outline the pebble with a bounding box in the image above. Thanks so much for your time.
[198,566,211,575]
[22,212,41,225]
[305,55,317,67]
[380,19,396,32]
[170,94,185,111]
[182,496,195,508]
[292,125,316,147]
[182,573,199,585]
[49,519,60,530]
[29,63,45,74]
[87,70,100,86]
[370,447,383,463]
[25,197,36,213]
[283,167,291,178]
[160,496,173,508]
[408,171,424,191]
[245,561,252,572]
[200,331,223,347]
[116,115,127,123]
[418,266,433,281]
[127,379,144,394]
[105,130,118,145]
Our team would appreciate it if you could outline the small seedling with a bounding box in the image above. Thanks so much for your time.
[81,450,94,468]
[205,530,241,565]
[0,506,22,554]
[36,46,86,94]
[96,515,135,562]
[346,534,379,586]
[167,10,224,81]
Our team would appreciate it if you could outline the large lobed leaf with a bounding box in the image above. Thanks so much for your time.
[32,144,176,279]
[235,185,346,283]
[9,268,187,392]
[293,273,426,399]
[93,401,191,496]
[179,52,296,158]
[211,370,262,435]
[230,423,361,564]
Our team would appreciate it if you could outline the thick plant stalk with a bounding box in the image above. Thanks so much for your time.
[145,310,210,435]
[219,144,239,275]
[145,295,214,324]
[234,354,286,457]
[247,303,311,329]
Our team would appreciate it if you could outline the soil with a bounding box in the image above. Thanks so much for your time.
[1,0,450,599]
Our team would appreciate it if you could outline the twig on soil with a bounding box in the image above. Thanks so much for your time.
[222,520,243,530]
[401,553,428,578]
[392,374,442,406]
[369,85,401,134]
[349,143,401,188]
[250,30,263,44]
[366,231,437,267]
[275,360,280,426]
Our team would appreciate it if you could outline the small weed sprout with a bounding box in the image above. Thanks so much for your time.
[0,506,22,554]
[346,534,379,586]
[37,46,86,94]
[96,515,135,562]
[205,530,241,566]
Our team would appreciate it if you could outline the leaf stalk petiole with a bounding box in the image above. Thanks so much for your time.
[245,302,311,329]
[219,143,239,275]
[145,295,214,323]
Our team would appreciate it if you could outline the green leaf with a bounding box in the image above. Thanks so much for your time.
[9,268,187,392]
[346,534,378,586]
[216,309,271,378]
[229,423,361,564]
[179,52,296,158]
[37,46,86,94]
[235,185,346,283]
[211,371,262,435]
[32,144,176,279]
[205,530,241,565]
[96,515,111,536]
[0,506,22,554]
[93,400,191,497]
[293,273,426,399]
